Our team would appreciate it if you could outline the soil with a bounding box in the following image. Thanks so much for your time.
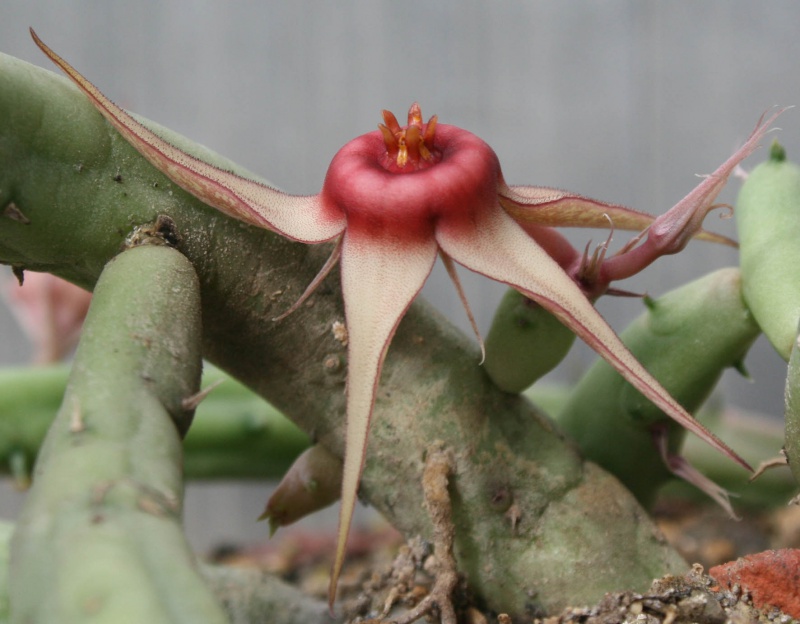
[210,497,800,623]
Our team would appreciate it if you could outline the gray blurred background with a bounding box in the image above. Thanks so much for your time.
[2,1,800,552]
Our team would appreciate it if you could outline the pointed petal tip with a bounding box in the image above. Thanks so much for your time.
[707,433,752,473]
[33,27,344,244]
[327,561,341,613]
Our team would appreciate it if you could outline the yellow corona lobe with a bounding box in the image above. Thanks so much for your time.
[378,103,439,170]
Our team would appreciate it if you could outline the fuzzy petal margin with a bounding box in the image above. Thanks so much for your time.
[499,184,736,247]
[32,29,345,244]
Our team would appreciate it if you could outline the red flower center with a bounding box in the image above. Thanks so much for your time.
[320,105,502,238]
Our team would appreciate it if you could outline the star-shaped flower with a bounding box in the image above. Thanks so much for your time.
[32,29,774,607]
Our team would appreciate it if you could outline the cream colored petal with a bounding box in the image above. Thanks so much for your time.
[435,207,749,471]
[32,30,344,243]
[329,230,438,608]
[499,184,735,247]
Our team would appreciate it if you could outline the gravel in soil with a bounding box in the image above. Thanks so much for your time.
[209,498,800,623]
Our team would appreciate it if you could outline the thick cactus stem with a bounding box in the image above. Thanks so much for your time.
[484,289,577,392]
[784,322,800,486]
[736,143,800,361]
[9,245,229,624]
[0,364,310,481]
[557,268,760,506]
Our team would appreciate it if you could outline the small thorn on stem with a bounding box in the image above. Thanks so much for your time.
[750,451,788,482]
[182,379,224,411]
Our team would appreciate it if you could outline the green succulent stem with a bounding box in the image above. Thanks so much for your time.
[736,142,800,491]
[784,320,800,485]
[0,517,333,624]
[556,268,760,507]
[736,142,800,361]
[484,289,577,392]
[9,244,231,623]
[0,364,309,481]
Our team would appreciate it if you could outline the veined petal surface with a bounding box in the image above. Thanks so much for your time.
[329,229,438,606]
